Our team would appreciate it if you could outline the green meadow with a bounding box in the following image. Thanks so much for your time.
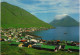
[1,41,79,55]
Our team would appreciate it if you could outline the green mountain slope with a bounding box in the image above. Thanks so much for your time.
[1,2,53,28]
[50,15,79,27]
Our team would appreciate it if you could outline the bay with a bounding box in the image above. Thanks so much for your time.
[32,27,79,42]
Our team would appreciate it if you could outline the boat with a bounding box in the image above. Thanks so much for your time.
[64,32,67,34]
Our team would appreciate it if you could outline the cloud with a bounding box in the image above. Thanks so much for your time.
[55,14,68,20]
[30,0,79,14]
[1,0,79,15]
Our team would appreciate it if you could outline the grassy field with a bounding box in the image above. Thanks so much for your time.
[1,41,79,55]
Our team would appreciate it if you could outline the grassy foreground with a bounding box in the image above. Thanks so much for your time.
[1,41,79,55]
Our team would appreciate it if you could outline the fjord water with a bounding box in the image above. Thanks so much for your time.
[33,27,79,42]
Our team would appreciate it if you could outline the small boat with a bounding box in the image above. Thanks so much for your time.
[64,32,67,34]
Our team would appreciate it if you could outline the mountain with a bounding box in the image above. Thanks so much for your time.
[1,2,53,28]
[50,15,79,27]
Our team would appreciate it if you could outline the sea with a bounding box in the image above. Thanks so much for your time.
[32,27,79,42]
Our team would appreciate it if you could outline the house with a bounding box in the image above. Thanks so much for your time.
[30,39,38,43]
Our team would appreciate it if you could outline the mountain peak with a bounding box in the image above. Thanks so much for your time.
[50,15,79,27]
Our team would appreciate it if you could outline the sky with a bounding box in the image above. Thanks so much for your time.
[1,0,79,23]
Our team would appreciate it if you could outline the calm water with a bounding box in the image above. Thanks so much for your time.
[33,27,79,42]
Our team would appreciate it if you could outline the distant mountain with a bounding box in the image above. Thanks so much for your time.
[50,15,79,27]
[1,2,53,28]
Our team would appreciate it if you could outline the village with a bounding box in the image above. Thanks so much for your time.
[0,27,79,53]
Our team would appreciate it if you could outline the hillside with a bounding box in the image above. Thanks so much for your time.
[50,15,79,27]
[1,2,53,28]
